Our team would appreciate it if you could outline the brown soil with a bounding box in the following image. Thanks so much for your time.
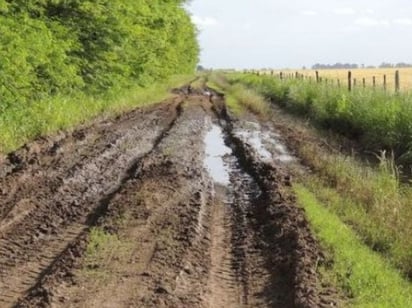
[0,87,336,307]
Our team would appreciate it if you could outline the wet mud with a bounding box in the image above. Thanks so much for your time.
[0,87,336,307]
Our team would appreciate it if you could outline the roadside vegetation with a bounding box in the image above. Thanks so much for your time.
[0,0,198,153]
[0,75,193,153]
[295,185,412,307]
[215,72,412,304]
[228,73,412,166]
[207,73,269,116]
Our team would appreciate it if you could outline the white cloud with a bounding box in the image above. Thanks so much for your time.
[365,9,375,15]
[300,10,318,16]
[355,17,390,27]
[333,8,356,15]
[393,18,412,25]
[191,15,219,28]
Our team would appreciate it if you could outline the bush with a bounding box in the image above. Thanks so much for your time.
[0,0,199,110]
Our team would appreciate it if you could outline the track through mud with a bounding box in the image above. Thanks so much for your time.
[0,87,335,307]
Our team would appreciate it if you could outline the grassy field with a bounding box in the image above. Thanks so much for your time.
[261,68,412,92]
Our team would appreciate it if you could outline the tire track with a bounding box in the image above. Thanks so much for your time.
[0,89,331,307]
[208,190,244,308]
[0,99,184,307]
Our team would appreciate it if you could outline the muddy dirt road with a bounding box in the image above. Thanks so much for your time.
[0,87,333,307]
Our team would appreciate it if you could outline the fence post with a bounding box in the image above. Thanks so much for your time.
[348,71,352,91]
[373,76,376,88]
[353,78,357,87]
[383,75,387,91]
[316,71,320,83]
[337,79,341,87]
[363,78,366,88]
[395,70,400,92]
[280,72,283,80]
[295,72,299,79]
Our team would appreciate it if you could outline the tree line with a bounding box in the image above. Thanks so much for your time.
[0,0,199,110]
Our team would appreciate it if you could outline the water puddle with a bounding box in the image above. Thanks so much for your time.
[235,122,294,163]
[237,131,272,160]
[204,122,232,185]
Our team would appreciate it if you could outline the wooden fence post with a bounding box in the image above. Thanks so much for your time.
[373,76,376,88]
[363,78,366,88]
[337,79,341,87]
[280,72,283,80]
[395,70,400,92]
[316,71,320,83]
[348,71,352,91]
[383,75,387,91]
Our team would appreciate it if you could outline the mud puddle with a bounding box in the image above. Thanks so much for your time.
[235,121,294,163]
[203,121,232,185]
[203,117,265,307]
[0,87,335,308]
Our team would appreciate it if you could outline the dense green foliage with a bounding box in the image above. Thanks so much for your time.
[0,0,198,153]
[0,0,198,110]
[229,74,412,166]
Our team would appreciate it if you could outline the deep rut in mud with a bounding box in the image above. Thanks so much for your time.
[0,87,334,307]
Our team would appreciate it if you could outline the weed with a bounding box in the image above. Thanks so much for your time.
[84,227,132,281]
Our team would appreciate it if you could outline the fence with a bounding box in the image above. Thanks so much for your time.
[247,69,408,93]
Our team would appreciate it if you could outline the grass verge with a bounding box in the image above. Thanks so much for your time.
[295,135,412,276]
[207,73,269,117]
[294,184,412,307]
[0,74,194,154]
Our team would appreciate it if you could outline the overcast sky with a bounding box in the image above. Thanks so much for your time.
[186,0,412,69]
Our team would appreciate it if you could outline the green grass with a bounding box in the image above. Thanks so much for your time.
[229,73,412,165]
[207,73,269,117]
[294,184,412,307]
[83,227,132,281]
[297,142,412,276]
[0,74,193,154]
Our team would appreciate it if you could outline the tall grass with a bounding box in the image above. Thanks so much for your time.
[0,75,194,153]
[298,146,412,276]
[229,74,412,166]
[207,73,269,116]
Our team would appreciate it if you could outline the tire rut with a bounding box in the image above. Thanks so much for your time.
[0,99,184,307]
[0,89,334,307]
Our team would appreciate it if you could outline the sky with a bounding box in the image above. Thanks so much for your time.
[186,0,412,69]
